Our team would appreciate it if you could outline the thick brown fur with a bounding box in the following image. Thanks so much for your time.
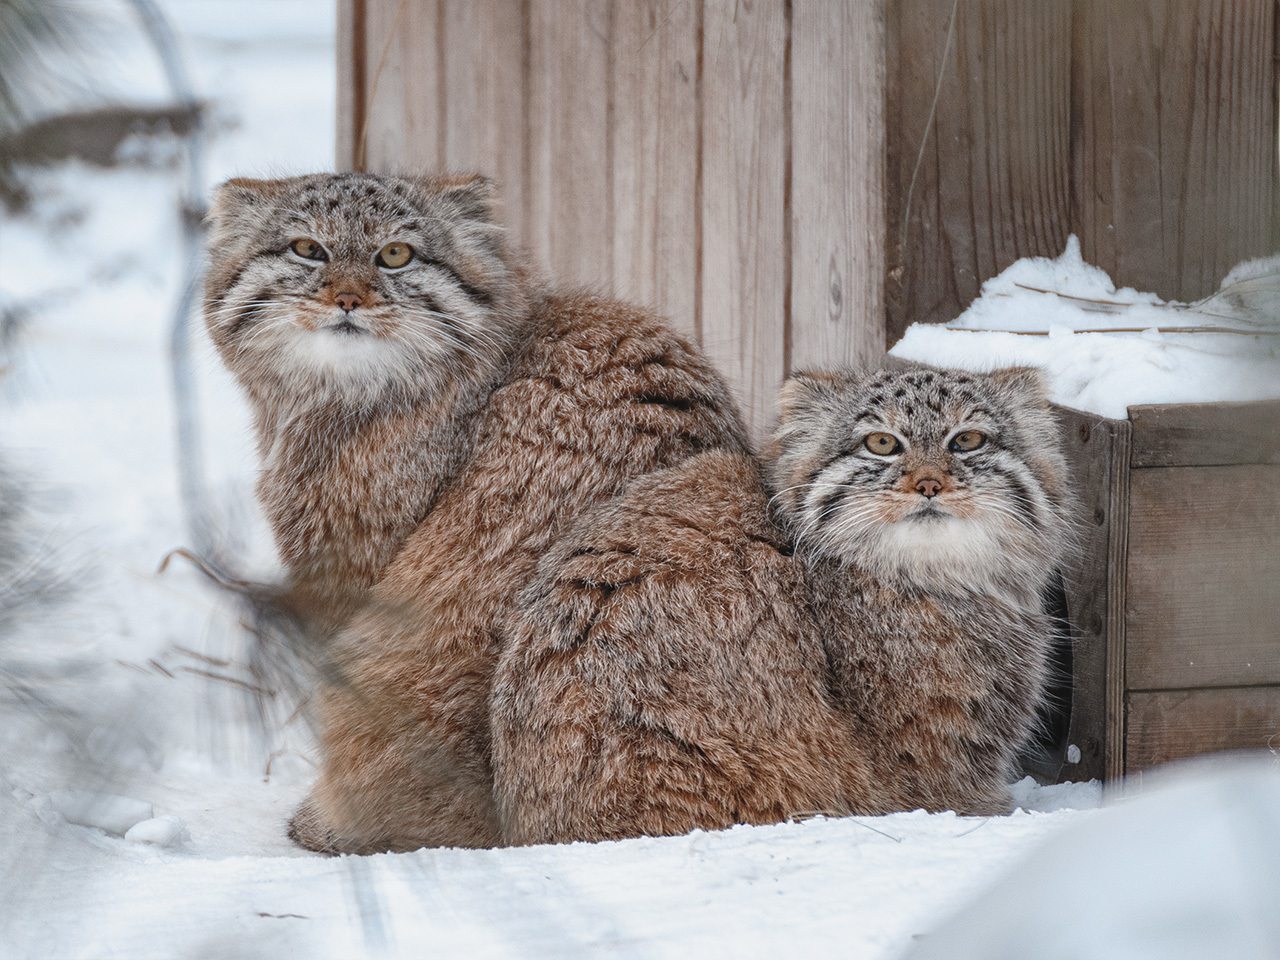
[491,366,1071,844]
[203,172,749,852]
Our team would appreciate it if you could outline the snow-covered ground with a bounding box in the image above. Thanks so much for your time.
[0,4,1276,958]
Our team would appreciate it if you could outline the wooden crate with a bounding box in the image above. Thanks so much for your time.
[1044,400,1280,784]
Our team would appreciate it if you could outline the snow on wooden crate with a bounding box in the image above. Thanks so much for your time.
[889,242,1280,784]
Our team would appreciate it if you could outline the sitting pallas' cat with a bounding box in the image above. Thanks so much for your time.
[203,172,750,852]
[491,365,1070,843]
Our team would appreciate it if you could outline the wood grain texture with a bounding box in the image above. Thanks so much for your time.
[790,0,888,375]
[699,0,788,439]
[1051,405,1130,783]
[359,0,443,173]
[437,0,527,241]
[1125,687,1280,774]
[886,0,1072,342]
[1128,399,1280,469]
[1071,0,1277,301]
[336,0,365,172]
[1126,464,1280,691]
[609,0,700,339]
[526,0,614,288]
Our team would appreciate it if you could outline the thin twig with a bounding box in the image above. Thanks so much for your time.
[952,817,992,838]
[899,0,960,266]
[157,547,256,590]
[177,666,275,697]
[941,326,1280,337]
[172,644,231,668]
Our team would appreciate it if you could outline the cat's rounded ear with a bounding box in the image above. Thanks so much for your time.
[207,177,288,235]
[426,174,496,222]
[988,365,1050,402]
[778,370,846,421]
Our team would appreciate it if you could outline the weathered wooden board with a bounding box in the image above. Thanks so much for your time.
[1049,404,1131,783]
[885,0,1072,341]
[335,0,365,173]
[1071,0,1277,302]
[437,0,527,240]
[525,0,614,289]
[1049,405,1131,783]
[609,0,700,340]
[699,0,788,438]
[1126,464,1280,691]
[359,0,442,173]
[1128,400,1280,469]
[790,0,887,374]
[1126,687,1280,774]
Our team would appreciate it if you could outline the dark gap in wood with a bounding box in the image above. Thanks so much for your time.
[520,0,533,240]
[781,0,793,376]
[351,0,367,171]
[692,0,704,346]
[604,1,617,289]
[882,0,903,344]
[1274,0,1280,252]
[1127,682,1280,695]
[436,0,448,171]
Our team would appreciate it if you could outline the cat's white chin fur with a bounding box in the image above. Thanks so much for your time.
[845,513,1044,606]
[286,322,406,375]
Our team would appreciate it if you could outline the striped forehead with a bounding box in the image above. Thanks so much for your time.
[277,182,446,249]
[842,372,997,437]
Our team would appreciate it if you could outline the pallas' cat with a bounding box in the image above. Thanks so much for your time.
[203,172,750,852]
[492,365,1070,843]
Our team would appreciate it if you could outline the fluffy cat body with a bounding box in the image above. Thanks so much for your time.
[492,366,1070,843]
[204,172,749,852]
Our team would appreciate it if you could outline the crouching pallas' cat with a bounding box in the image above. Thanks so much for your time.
[203,172,750,852]
[491,364,1071,844]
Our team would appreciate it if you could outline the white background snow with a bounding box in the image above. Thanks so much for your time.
[0,3,1276,958]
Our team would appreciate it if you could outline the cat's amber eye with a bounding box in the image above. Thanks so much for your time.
[950,430,986,452]
[289,238,328,262]
[864,432,902,456]
[376,242,414,269]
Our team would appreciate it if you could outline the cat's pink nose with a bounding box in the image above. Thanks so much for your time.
[334,292,363,312]
[915,478,942,498]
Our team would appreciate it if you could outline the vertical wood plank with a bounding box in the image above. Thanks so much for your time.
[360,0,444,173]
[790,0,888,375]
[700,0,788,439]
[1104,415,1131,783]
[336,0,365,172]
[526,0,615,288]
[886,0,1072,341]
[1049,406,1129,783]
[1071,0,1277,301]
[609,0,700,340]
[438,0,528,241]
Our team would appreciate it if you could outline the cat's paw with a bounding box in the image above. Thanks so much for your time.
[287,797,342,855]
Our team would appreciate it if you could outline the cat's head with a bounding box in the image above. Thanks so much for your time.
[766,365,1070,601]
[204,172,527,406]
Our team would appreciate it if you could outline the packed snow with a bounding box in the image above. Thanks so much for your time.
[891,237,1280,419]
[1,3,1276,958]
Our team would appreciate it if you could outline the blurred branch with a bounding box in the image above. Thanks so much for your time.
[0,0,88,136]
[127,0,214,558]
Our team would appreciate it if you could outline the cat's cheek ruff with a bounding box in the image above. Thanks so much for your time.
[815,492,1059,604]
